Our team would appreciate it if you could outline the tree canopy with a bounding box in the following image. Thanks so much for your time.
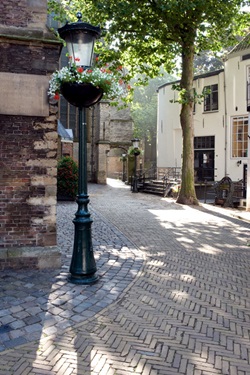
[49,0,249,75]
[48,0,250,204]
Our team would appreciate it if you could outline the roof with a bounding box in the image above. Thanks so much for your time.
[157,69,224,91]
[226,32,250,58]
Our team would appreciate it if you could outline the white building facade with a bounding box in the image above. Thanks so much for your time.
[157,34,250,193]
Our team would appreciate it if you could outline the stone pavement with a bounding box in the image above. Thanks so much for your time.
[0,178,250,374]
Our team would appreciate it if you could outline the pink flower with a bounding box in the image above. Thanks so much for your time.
[77,67,84,73]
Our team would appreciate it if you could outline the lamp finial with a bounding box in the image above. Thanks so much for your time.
[76,12,82,21]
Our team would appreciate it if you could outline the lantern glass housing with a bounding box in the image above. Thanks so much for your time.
[131,138,140,149]
[58,12,101,68]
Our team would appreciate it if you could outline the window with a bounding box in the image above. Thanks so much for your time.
[231,116,248,158]
[203,84,218,112]
[193,88,196,113]
[242,54,250,61]
[247,66,250,82]
[194,136,215,149]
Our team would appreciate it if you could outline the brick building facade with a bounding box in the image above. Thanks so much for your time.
[0,0,61,269]
[0,2,134,270]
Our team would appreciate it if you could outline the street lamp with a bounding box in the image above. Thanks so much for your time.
[122,153,127,182]
[58,13,101,284]
[58,12,100,68]
[131,138,140,193]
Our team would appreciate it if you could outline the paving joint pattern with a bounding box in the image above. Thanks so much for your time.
[0,200,144,353]
[0,179,250,374]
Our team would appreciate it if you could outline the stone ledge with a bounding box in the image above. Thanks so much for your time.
[0,246,61,270]
[0,25,60,44]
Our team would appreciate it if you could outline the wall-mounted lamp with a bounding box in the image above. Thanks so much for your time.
[237,160,242,167]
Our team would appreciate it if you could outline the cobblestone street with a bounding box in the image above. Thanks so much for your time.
[0,179,250,374]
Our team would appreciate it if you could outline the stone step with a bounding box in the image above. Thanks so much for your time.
[139,180,166,196]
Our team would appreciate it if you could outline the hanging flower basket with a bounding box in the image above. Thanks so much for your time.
[128,146,142,157]
[60,82,103,108]
[48,57,130,106]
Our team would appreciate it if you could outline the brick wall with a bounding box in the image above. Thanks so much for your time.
[0,0,62,269]
[0,114,58,249]
[0,42,59,75]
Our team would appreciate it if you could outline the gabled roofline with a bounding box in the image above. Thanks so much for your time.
[157,69,224,91]
[225,32,250,60]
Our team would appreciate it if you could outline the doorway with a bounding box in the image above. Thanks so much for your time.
[194,136,215,182]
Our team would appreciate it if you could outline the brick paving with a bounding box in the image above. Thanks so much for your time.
[0,178,250,374]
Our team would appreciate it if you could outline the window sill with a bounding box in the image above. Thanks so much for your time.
[202,110,219,114]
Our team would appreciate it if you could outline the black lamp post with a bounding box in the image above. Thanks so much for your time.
[122,153,127,182]
[58,13,101,284]
[131,138,140,193]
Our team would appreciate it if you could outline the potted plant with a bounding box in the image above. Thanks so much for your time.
[48,57,130,106]
[57,156,78,201]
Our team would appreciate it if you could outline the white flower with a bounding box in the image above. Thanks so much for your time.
[48,61,129,102]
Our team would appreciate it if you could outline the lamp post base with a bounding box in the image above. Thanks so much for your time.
[132,176,138,193]
[68,197,98,285]
[68,273,99,285]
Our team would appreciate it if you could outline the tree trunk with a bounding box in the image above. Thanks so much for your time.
[176,43,199,205]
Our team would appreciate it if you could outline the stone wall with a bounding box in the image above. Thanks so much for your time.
[0,115,58,249]
[0,0,48,29]
[0,0,62,269]
[94,102,133,184]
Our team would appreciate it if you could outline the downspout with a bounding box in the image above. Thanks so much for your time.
[223,65,228,176]
[247,112,250,211]
[90,107,95,182]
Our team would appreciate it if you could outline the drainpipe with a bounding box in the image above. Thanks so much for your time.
[223,66,228,176]
[90,107,95,182]
[247,113,250,211]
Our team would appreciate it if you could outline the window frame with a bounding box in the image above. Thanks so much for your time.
[203,84,219,112]
[231,115,248,158]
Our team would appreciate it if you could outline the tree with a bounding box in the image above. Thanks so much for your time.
[48,0,249,205]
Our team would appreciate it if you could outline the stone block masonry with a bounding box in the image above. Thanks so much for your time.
[0,110,61,270]
[0,0,62,269]
[0,115,57,247]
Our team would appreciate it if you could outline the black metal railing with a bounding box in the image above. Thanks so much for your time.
[157,167,182,181]
[194,167,216,182]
